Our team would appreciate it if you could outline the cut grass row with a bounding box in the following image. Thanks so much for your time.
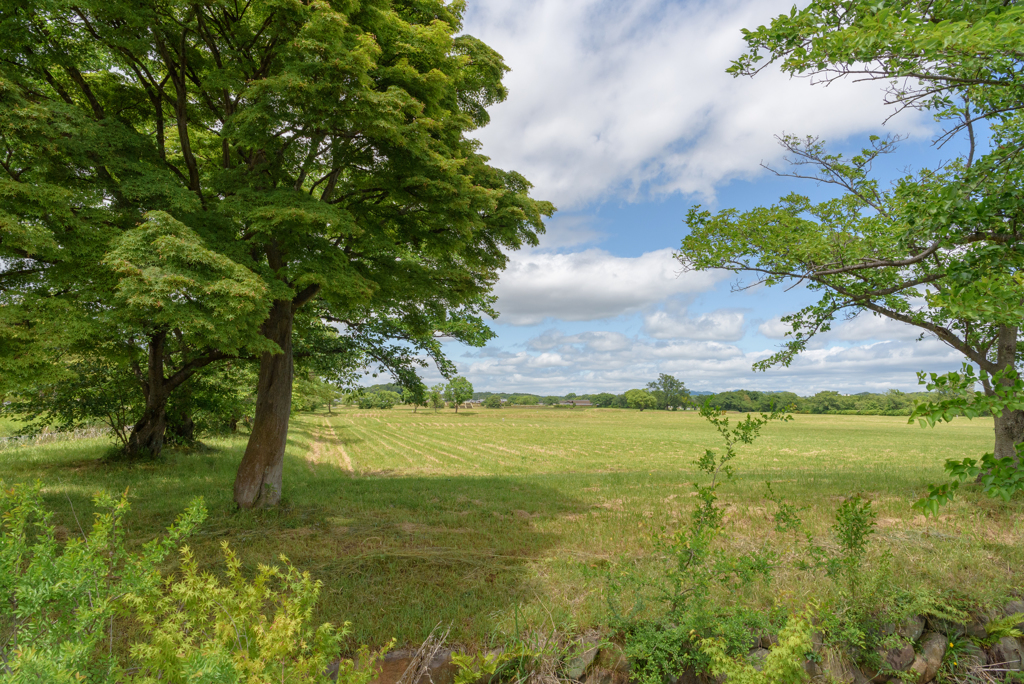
[0,406,1019,652]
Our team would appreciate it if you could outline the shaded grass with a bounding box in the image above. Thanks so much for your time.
[0,407,1021,650]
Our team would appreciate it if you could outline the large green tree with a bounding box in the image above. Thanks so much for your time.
[680,0,1024,464]
[646,373,689,410]
[444,375,473,413]
[0,0,551,507]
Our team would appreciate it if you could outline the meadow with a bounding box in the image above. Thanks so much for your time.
[0,406,1020,652]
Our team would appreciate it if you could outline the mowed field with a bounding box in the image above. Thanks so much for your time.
[1,406,1021,650]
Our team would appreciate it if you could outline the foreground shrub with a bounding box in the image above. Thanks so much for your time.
[0,483,206,682]
[0,483,379,684]
[125,542,376,684]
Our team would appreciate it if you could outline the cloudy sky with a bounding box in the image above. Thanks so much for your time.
[411,0,970,395]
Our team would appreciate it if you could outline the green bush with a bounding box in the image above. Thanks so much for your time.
[356,391,399,410]
[126,543,383,684]
[0,483,381,684]
[0,482,206,683]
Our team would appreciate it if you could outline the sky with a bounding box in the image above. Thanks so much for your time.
[402,0,972,396]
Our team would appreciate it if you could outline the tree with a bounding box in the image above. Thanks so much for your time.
[590,393,618,408]
[356,391,399,410]
[402,387,426,414]
[625,389,657,412]
[483,395,502,409]
[543,396,561,406]
[0,1,551,506]
[444,376,474,414]
[807,391,852,415]
[646,373,690,410]
[429,385,446,413]
[291,373,338,414]
[513,395,539,406]
[680,0,1024,464]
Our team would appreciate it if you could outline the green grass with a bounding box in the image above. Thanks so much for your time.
[0,415,25,439]
[1,406,1021,651]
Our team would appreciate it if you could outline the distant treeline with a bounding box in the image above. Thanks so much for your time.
[691,389,931,416]
[361,383,933,416]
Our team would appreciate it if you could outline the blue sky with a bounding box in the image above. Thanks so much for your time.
[408,0,972,395]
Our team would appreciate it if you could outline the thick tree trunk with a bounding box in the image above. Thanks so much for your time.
[124,333,170,459]
[986,324,1023,470]
[234,300,294,509]
[994,409,1024,461]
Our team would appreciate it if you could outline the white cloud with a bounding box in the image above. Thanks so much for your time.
[492,248,725,325]
[451,333,964,395]
[464,0,932,209]
[758,317,792,340]
[758,312,926,343]
[535,215,605,250]
[644,309,746,341]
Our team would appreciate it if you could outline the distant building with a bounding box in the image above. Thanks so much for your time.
[559,399,593,407]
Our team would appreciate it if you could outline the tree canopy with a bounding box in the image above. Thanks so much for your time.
[680,0,1024,463]
[646,373,690,410]
[0,0,552,507]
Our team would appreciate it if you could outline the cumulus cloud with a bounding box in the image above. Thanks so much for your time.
[535,215,606,250]
[492,248,725,325]
[451,332,964,395]
[644,309,746,341]
[463,0,932,209]
[758,312,926,343]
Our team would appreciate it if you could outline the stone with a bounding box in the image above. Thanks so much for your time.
[366,648,458,684]
[747,647,770,672]
[802,658,821,679]
[820,649,864,684]
[1005,601,1024,630]
[865,641,916,682]
[965,620,987,640]
[895,616,926,643]
[989,636,1024,672]
[564,636,601,681]
[669,667,698,684]
[959,642,988,667]
[759,635,779,649]
[908,632,946,683]
[583,668,629,684]
[926,617,964,640]
[594,644,630,674]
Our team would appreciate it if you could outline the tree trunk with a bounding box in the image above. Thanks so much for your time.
[124,333,170,459]
[987,324,1023,469]
[167,411,196,444]
[233,300,294,509]
[993,409,1024,461]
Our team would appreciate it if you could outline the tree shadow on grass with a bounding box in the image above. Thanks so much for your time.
[8,421,589,650]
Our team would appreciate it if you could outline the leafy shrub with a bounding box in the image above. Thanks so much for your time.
[483,395,503,409]
[126,542,381,684]
[0,482,206,683]
[0,483,380,684]
[699,614,813,684]
[609,403,791,683]
[356,391,399,410]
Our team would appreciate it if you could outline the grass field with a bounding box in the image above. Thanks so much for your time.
[0,406,1020,651]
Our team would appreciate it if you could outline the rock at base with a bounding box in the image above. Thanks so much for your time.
[989,636,1024,672]
[564,636,601,681]
[908,632,946,684]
